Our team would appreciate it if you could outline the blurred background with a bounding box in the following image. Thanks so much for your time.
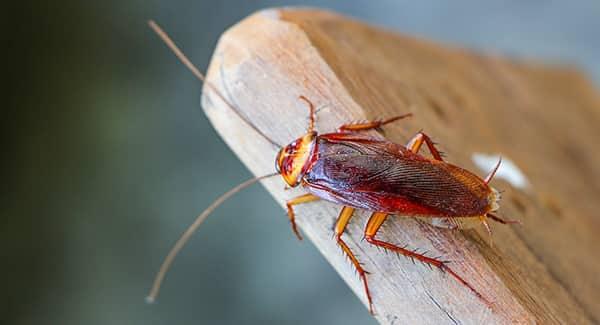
[4,1,599,324]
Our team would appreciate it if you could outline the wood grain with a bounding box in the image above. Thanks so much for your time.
[201,8,600,324]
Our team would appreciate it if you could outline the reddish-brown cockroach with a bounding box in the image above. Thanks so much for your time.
[147,21,520,315]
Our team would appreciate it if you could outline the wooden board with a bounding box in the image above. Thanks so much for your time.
[201,8,600,324]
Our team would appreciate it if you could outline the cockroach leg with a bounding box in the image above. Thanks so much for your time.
[285,193,320,240]
[298,96,316,133]
[364,212,488,304]
[487,213,522,225]
[337,113,412,133]
[406,131,444,161]
[479,216,494,247]
[334,206,374,314]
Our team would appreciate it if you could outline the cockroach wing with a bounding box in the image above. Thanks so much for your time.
[304,135,491,217]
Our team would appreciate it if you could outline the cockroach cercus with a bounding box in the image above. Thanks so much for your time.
[146,21,521,315]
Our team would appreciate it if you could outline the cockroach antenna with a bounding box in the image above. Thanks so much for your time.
[148,20,283,148]
[146,172,278,303]
[146,20,284,303]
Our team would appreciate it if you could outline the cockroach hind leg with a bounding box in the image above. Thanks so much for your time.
[364,212,489,306]
[488,213,522,225]
[479,216,494,247]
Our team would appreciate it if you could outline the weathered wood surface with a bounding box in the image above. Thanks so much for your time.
[201,8,600,324]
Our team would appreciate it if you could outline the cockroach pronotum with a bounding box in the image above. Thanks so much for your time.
[146,21,520,315]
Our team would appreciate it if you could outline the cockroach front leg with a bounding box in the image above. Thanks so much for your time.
[285,193,320,240]
[334,206,374,314]
[364,212,487,304]
[338,113,412,133]
[406,131,444,161]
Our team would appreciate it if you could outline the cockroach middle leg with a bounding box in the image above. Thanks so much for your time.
[334,206,374,314]
[364,212,488,304]
[406,131,444,161]
[337,114,412,133]
[285,193,320,240]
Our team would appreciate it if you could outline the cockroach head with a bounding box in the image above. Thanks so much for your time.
[275,132,318,187]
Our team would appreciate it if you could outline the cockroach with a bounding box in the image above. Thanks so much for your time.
[146,21,520,315]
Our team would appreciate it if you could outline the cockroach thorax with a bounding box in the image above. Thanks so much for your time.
[275,132,318,187]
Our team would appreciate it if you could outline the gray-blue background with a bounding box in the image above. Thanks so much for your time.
[5,1,599,324]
